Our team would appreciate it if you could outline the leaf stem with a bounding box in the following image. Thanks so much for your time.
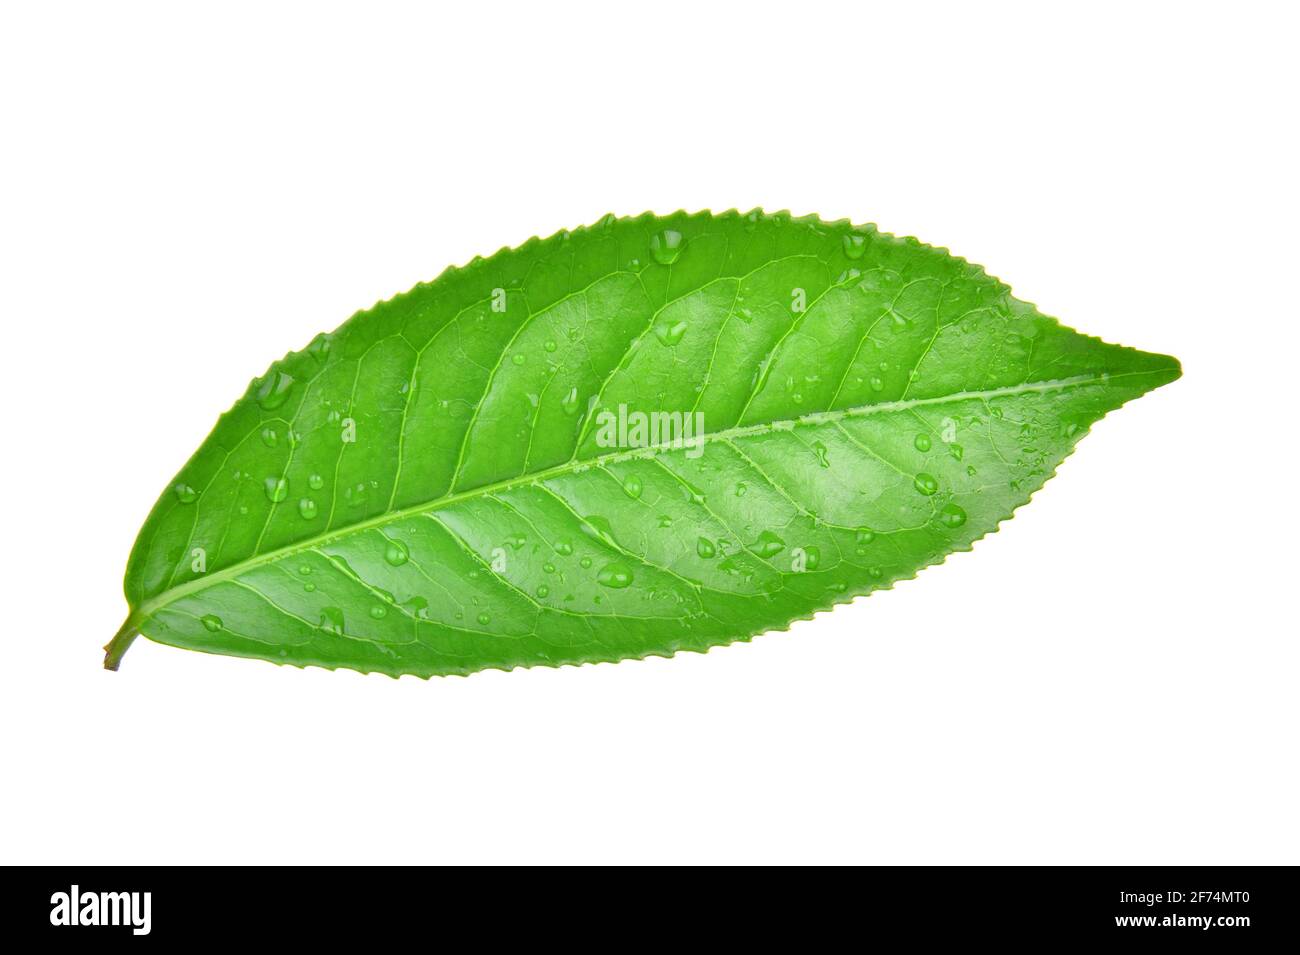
[104,617,140,671]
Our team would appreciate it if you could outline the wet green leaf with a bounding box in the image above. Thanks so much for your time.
[108,211,1180,677]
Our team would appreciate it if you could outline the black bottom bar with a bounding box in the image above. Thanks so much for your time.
[10,866,1294,945]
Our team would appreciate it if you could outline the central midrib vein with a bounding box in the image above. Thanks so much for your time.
[131,371,1153,622]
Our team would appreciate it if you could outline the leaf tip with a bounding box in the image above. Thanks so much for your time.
[1139,348,1183,391]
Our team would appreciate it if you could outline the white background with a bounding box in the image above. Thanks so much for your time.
[1,2,1295,865]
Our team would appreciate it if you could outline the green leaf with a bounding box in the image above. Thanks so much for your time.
[107,211,1180,677]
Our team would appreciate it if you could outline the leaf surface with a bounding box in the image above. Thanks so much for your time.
[108,211,1180,676]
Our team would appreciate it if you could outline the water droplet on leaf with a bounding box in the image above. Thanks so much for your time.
[939,502,968,528]
[597,562,634,588]
[842,233,867,259]
[307,333,332,362]
[384,539,409,566]
[650,229,683,265]
[755,530,785,557]
[654,319,688,346]
[255,370,294,410]
[913,473,939,496]
[264,476,289,503]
